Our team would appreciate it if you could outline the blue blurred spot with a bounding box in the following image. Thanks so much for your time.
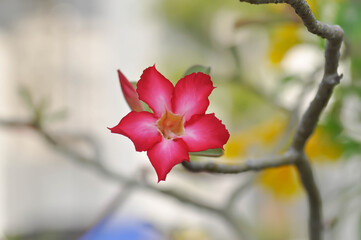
[79,217,165,240]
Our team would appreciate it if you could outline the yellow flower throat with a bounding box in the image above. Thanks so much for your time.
[156,111,185,139]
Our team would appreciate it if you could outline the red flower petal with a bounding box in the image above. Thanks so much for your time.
[182,113,230,152]
[172,72,215,122]
[147,138,190,182]
[109,111,161,151]
[137,65,174,117]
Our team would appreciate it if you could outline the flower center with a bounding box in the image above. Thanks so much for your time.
[156,111,185,139]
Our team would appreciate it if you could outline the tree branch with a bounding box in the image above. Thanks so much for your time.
[236,1,344,240]
[291,73,342,151]
[44,129,249,240]
[294,154,323,240]
[238,0,341,38]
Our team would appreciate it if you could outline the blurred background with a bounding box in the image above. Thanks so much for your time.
[0,0,360,239]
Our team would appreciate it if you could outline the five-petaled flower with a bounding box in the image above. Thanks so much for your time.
[109,65,230,182]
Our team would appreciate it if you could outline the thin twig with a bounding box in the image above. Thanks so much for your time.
[78,184,133,239]
[272,66,322,154]
[0,119,33,128]
[91,185,133,226]
[0,119,246,240]
[228,46,290,113]
[225,175,257,213]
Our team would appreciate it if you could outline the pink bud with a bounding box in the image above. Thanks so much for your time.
[118,70,144,112]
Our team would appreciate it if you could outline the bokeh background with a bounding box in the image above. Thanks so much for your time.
[0,0,360,239]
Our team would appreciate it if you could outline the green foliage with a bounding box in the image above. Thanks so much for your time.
[130,81,137,89]
[231,85,264,113]
[183,64,211,76]
[335,1,361,79]
[280,75,299,85]
[158,0,222,45]
[18,85,67,126]
[322,112,343,137]
[18,85,35,111]
[157,0,247,47]
[189,148,224,157]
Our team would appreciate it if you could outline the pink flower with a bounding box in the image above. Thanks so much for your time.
[109,65,230,182]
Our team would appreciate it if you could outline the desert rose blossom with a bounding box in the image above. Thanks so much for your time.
[109,65,230,182]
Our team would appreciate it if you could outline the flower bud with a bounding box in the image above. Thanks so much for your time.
[118,70,144,112]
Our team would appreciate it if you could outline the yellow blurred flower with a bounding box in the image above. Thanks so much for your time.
[224,116,342,160]
[258,165,301,198]
[171,228,210,240]
[225,115,287,159]
[269,0,318,16]
[268,23,301,65]
[305,127,342,161]
[306,0,318,14]
[267,0,319,65]
[224,115,341,198]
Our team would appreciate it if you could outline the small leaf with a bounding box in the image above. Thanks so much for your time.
[38,97,51,112]
[189,148,223,158]
[141,102,153,113]
[128,81,153,113]
[281,75,299,84]
[130,81,137,89]
[18,85,35,111]
[183,65,211,76]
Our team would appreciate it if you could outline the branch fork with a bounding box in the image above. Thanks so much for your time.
[183,1,344,239]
